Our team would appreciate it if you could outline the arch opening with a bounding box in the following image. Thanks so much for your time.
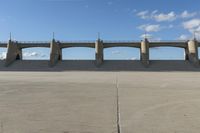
[150,47,185,60]
[62,47,95,60]
[22,48,50,60]
[198,48,200,59]
[0,48,7,60]
[104,47,140,60]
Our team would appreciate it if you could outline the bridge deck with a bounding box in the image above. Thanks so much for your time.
[103,42,141,48]
[0,43,7,48]
[0,41,199,49]
[18,42,50,48]
[60,42,95,48]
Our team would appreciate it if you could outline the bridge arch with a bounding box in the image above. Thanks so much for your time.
[198,47,200,59]
[0,47,7,60]
[104,47,140,60]
[150,46,185,60]
[61,47,95,60]
[22,47,50,60]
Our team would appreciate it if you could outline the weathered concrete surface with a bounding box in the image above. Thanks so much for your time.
[0,72,200,133]
[50,39,62,66]
[0,72,117,133]
[1,60,200,71]
[187,40,199,66]
[5,40,22,66]
[118,72,200,133]
[141,39,149,66]
[95,39,104,66]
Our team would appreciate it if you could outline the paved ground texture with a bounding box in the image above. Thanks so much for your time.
[0,71,200,133]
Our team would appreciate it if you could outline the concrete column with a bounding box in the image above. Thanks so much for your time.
[140,38,149,66]
[5,40,22,66]
[95,39,104,66]
[50,39,62,67]
[187,39,199,66]
[184,47,189,60]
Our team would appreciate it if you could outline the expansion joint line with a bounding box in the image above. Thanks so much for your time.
[116,75,121,133]
[1,121,4,133]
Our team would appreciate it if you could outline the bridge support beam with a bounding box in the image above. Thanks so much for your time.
[5,40,22,66]
[95,39,104,66]
[187,39,199,66]
[141,39,149,66]
[50,39,62,67]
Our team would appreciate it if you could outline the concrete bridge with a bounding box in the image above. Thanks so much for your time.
[0,38,199,67]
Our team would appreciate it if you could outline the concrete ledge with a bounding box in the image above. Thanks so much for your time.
[0,60,200,71]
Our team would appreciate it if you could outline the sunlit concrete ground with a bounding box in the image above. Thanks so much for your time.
[0,71,200,133]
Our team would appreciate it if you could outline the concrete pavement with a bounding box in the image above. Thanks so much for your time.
[0,72,200,133]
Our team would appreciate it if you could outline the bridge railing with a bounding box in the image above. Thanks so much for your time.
[149,40,188,42]
[59,40,95,43]
[0,41,7,44]
[103,40,140,43]
[17,41,50,44]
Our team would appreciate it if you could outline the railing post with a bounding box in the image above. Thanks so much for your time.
[95,39,104,66]
[49,39,62,67]
[5,40,22,66]
[187,39,199,66]
[140,38,149,66]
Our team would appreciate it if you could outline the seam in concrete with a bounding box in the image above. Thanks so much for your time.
[116,75,121,133]
[1,121,4,133]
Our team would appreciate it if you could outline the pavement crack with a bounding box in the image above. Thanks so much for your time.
[116,75,121,133]
[1,121,4,133]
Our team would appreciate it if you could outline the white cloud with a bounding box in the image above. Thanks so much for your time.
[111,50,121,55]
[183,19,200,40]
[153,11,176,22]
[138,24,160,32]
[0,52,6,60]
[136,10,198,22]
[140,34,153,39]
[0,51,47,60]
[137,10,149,19]
[130,57,137,60]
[182,19,200,40]
[180,10,197,18]
[136,11,177,22]
[23,52,46,58]
[178,34,190,40]
[107,1,113,5]
[183,19,200,31]
[151,10,158,15]
[168,24,174,28]
[140,34,161,42]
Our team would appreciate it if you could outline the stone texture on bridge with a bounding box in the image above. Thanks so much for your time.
[5,40,22,66]
[187,39,199,66]
[95,39,104,66]
[50,39,62,67]
[141,38,149,66]
[0,38,200,67]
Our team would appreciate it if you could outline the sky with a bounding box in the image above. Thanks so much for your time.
[0,0,200,60]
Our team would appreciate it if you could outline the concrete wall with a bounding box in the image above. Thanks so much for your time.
[5,40,22,66]
[2,39,200,67]
[50,39,62,67]
[95,39,104,66]
[141,39,149,66]
[187,40,199,66]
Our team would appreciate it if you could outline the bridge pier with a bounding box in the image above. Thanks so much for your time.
[141,39,149,66]
[50,39,62,67]
[95,39,104,66]
[5,40,22,66]
[187,39,199,66]
[185,47,189,60]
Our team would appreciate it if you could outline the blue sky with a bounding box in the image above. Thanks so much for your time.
[0,0,200,60]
